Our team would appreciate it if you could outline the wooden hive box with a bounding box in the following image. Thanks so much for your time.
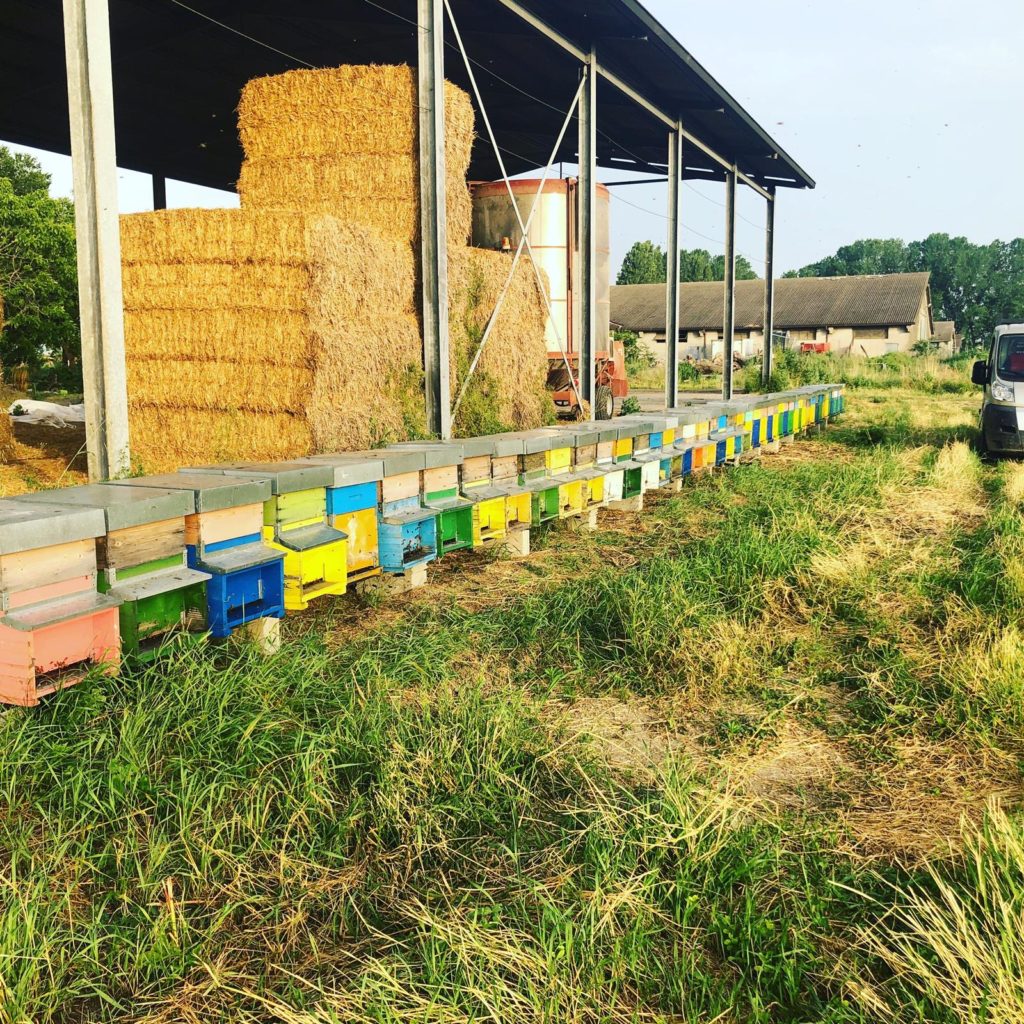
[389,443,474,557]
[109,472,285,639]
[15,484,210,661]
[0,500,120,706]
[372,450,438,574]
[479,437,533,534]
[303,453,386,583]
[188,462,346,611]
[456,437,519,547]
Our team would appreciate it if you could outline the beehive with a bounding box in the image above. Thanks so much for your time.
[390,443,475,556]
[109,473,286,639]
[188,463,346,611]
[303,454,386,584]
[17,485,210,661]
[372,450,438,574]
[0,501,120,705]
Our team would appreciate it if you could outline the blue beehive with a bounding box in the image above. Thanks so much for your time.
[373,450,438,574]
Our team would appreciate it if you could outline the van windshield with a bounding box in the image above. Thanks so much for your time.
[996,334,1024,382]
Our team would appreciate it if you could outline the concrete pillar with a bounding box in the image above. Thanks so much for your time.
[63,0,130,480]
[722,167,737,400]
[417,0,451,439]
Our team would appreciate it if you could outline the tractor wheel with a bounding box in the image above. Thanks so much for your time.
[593,385,614,420]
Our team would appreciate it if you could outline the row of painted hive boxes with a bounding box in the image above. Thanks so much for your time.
[0,385,844,705]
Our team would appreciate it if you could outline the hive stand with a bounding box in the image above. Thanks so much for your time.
[303,453,386,584]
[0,500,120,706]
[371,450,438,583]
[17,484,210,662]
[109,473,285,641]
[188,463,347,612]
[389,443,475,557]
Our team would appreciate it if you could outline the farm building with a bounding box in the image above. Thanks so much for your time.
[612,272,935,362]
[934,320,959,354]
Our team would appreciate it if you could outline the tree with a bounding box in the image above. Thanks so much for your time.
[0,179,80,373]
[0,146,51,197]
[616,240,665,285]
[618,241,760,285]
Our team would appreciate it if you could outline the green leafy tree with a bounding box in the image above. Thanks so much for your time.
[0,178,80,373]
[0,146,52,196]
[619,241,759,285]
[616,240,666,285]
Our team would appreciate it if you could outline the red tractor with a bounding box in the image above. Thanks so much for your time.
[545,335,629,421]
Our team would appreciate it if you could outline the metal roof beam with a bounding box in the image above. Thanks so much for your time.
[493,0,772,199]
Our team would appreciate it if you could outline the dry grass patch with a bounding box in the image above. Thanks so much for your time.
[839,738,1023,867]
[729,721,854,812]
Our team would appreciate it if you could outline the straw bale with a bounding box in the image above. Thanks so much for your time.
[237,161,472,244]
[449,248,553,434]
[124,309,313,366]
[0,413,14,465]
[122,263,311,312]
[236,65,474,245]
[119,208,315,266]
[238,67,475,165]
[305,313,426,452]
[128,406,312,474]
[126,358,313,413]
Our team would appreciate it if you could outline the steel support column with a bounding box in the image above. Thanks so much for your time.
[152,174,166,210]
[762,187,776,387]
[722,167,737,400]
[664,127,682,409]
[417,0,451,438]
[63,0,130,480]
[577,52,598,408]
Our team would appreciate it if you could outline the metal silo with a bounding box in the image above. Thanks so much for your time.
[470,179,611,358]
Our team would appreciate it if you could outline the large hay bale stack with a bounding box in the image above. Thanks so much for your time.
[237,65,475,245]
[120,208,422,470]
[119,65,554,471]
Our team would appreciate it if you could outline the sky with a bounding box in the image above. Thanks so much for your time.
[6,0,1024,278]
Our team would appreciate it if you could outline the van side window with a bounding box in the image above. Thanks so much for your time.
[996,334,1024,382]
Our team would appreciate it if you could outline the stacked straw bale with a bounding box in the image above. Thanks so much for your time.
[121,209,421,469]
[120,65,553,471]
[237,65,475,245]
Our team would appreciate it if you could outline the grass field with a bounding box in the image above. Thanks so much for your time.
[2,385,1022,1023]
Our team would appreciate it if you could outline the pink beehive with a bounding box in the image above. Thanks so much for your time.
[0,500,120,706]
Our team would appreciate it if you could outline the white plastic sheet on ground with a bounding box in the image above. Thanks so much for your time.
[7,400,86,428]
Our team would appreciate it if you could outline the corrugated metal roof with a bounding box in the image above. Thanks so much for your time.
[0,0,813,193]
[611,273,931,332]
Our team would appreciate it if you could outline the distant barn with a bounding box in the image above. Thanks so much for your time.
[612,272,935,362]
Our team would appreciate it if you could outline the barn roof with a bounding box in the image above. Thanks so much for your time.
[611,273,932,332]
[0,0,814,192]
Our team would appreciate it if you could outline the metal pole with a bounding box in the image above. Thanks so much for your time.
[63,0,130,480]
[152,175,167,210]
[722,166,737,400]
[664,126,682,409]
[762,186,776,387]
[578,52,597,408]
[417,0,451,439]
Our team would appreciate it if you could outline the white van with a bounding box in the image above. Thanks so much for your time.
[973,324,1024,455]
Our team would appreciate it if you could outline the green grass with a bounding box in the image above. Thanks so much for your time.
[1,389,1022,1022]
